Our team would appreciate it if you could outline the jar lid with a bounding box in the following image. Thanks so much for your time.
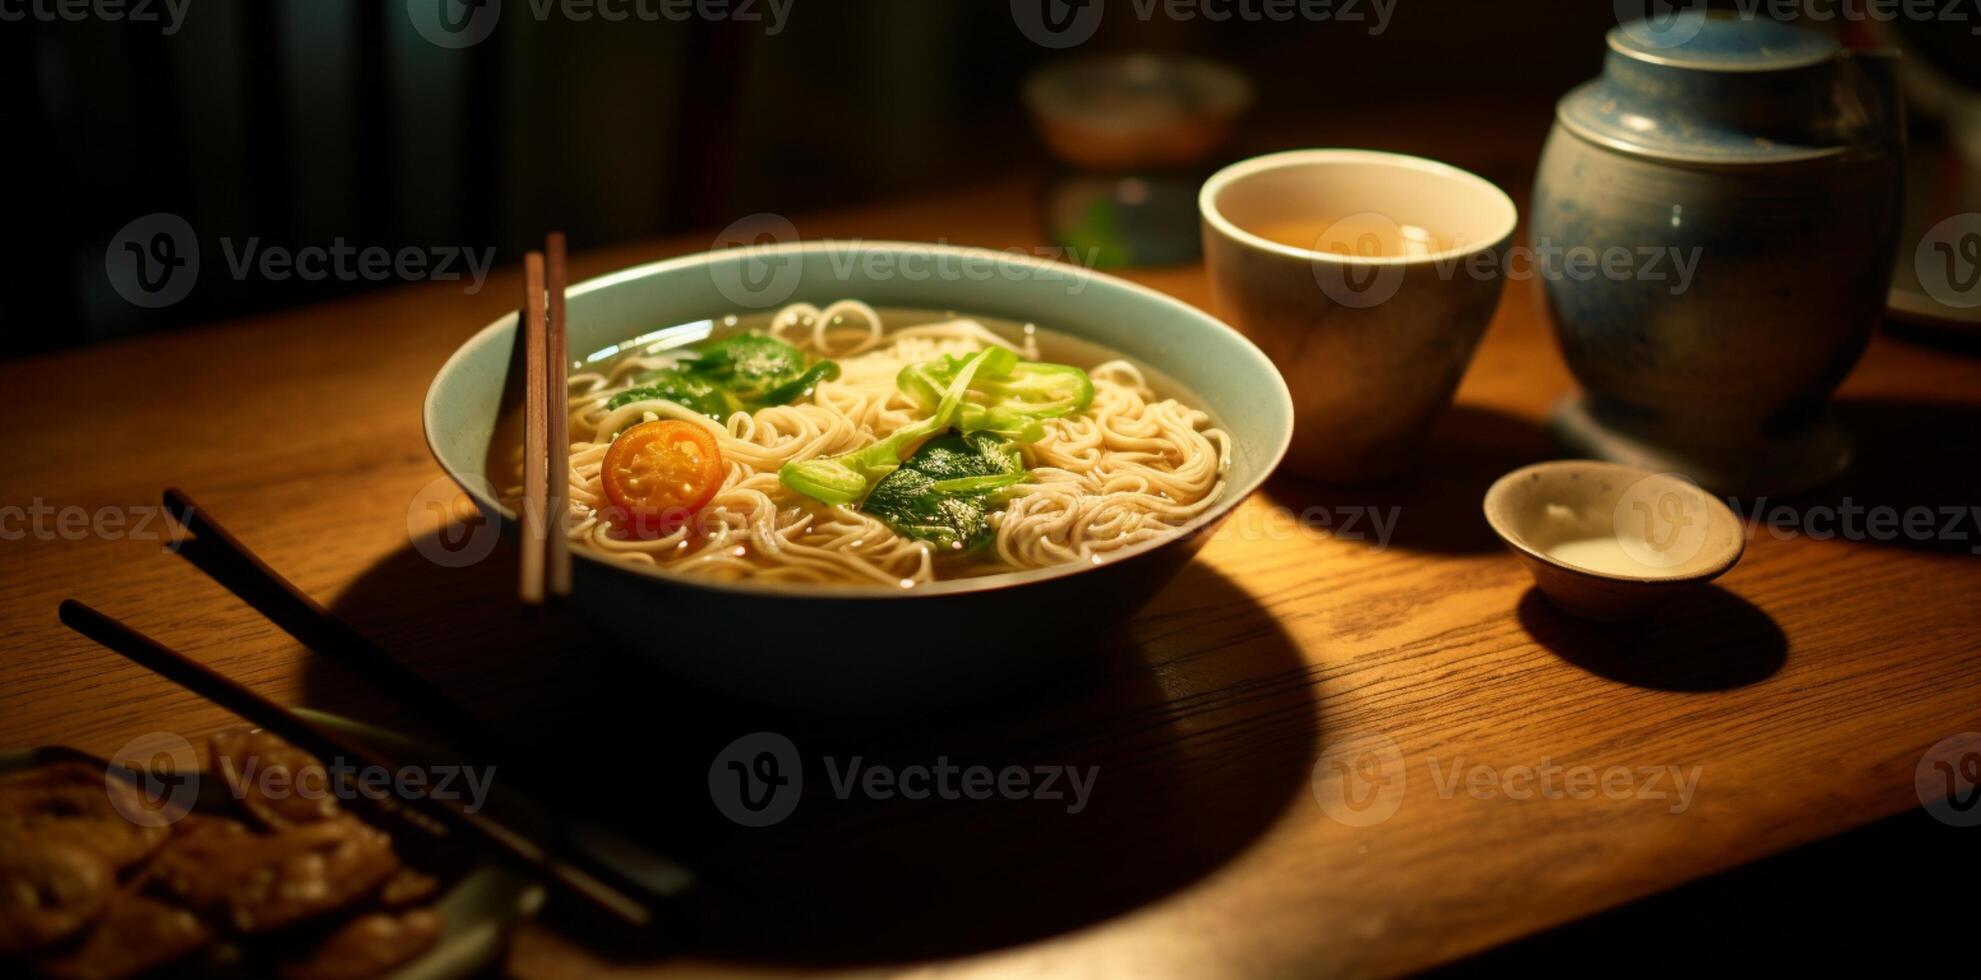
[1609,10,1839,71]
[1559,13,1863,165]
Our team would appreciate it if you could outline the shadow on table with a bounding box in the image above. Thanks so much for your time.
[312,538,1322,966]
[1736,399,1981,558]
[1515,586,1786,692]
[1260,405,1553,555]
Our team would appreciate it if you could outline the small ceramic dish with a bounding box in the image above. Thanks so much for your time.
[1484,461,1745,622]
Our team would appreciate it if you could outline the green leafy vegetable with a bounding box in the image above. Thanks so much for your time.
[896,349,1093,442]
[862,432,1026,552]
[607,371,739,421]
[758,359,841,406]
[778,347,1000,506]
[686,334,812,404]
[611,333,838,422]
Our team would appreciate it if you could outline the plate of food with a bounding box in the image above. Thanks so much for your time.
[425,241,1295,710]
[0,712,543,979]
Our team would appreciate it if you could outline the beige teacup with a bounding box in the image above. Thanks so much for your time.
[1200,149,1518,483]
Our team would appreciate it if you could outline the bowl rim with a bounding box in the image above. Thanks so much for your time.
[1199,147,1519,267]
[423,239,1294,600]
[1481,460,1747,586]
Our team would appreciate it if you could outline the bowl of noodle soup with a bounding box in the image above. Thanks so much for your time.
[426,242,1291,710]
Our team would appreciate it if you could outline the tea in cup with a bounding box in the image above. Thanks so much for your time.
[1200,149,1517,483]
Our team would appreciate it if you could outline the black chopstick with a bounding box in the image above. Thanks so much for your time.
[158,488,701,913]
[163,487,525,770]
[57,599,654,931]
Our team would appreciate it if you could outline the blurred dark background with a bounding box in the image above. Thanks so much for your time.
[1,0,1636,355]
[0,0,1975,354]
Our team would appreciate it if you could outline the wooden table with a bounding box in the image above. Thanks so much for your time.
[3,178,1978,978]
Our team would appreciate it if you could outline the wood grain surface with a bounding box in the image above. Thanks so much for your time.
[2,178,1978,978]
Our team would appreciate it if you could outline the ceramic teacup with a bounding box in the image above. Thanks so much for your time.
[1201,149,1517,483]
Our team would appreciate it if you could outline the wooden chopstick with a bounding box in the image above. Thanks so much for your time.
[56,599,654,931]
[545,233,572,598]
[520,251,550,605]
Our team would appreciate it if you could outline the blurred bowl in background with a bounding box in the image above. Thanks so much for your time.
[1024,53,1253,172]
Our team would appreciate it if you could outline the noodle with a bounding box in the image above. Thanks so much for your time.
[503,303,1230,587]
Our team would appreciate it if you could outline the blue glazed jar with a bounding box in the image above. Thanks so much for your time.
[1532,12,1904,495]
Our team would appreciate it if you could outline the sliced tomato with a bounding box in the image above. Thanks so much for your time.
[600,419,724,537]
